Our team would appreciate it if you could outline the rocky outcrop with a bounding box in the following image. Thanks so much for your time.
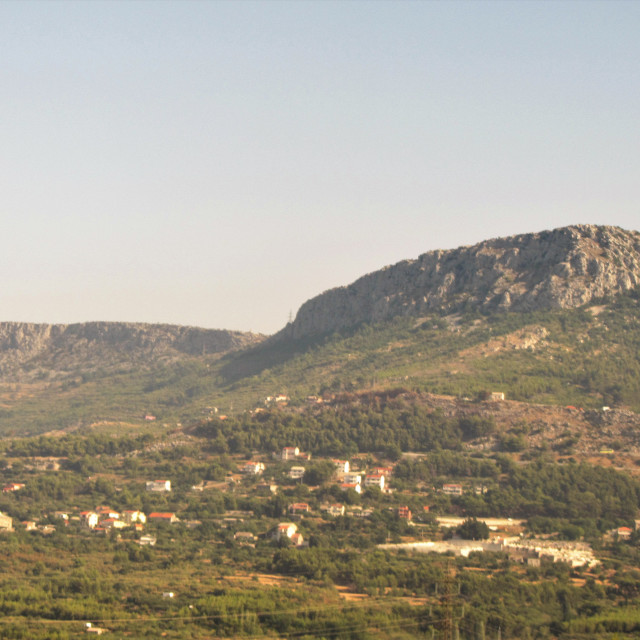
[278,225,640,340]
[0,322,264,379]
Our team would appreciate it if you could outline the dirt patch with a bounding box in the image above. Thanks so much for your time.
[223,573,293,587]
[335,585,369,601]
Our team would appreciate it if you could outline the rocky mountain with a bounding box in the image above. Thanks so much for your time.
[278,225,640,340]
[0,322,264,380]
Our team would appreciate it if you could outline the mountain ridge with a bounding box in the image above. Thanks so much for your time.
[0,321,264,380]
[276,224,640,341]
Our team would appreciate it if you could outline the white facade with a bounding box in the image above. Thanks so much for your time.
[364,474,385,490]
[242,462,265,475]
[333,460,350,473]
[274,522,297,540]
[146,480,171,492]
[281,447,300,460]
[342,473,361,485]
[288,466,306,479]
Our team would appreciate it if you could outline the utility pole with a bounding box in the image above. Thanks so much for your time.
[439,561,455,640]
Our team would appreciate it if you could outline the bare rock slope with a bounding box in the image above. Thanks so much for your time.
[280,225,640,340]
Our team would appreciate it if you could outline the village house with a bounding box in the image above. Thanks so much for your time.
[490,392,505,401]
[0,512,12,531]
[341,483,362,494]
[148,512,179,524]
[397,506,412,521]
[288,503,310,516]
[30,458,61,472]
[266,395,290,405]
[146,480,171,492]
[332,460,350,473]
[281,447,300,460]
[54,511,70,524]
[290,532,304,546]
[85,623,108,635]
[96,506,120,519]
[614,526,633,540]
[342,472,361,485]
[373,467,393,477]
[234,531,256,545]
[80,511,99,529]
[139,535,157,546]
[2,482,25,493]
[100,518,127,531]
[273,522,298,541]
[442,483,463,496]
[241,461,265,475]
[364,474,385,490]
[326,503,345,517]
[288,466,306,480]
[121,510,146,525]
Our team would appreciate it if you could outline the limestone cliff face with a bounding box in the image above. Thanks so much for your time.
[280,225,640,340]
[0,322,264,379]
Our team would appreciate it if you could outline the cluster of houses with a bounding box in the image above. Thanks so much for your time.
[241,448,394,495]
[0,478,179,535]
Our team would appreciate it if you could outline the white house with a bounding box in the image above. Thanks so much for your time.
[241,462,265,475]
[80,511,99,529]
[327,504,345,517]
[442,484,463,496]
[364,474,385,490]
[121,510,147,525]
[288,466,306,479]
[342,473,361,485]
[341,483,362,494]
[273,522,298,541]
[281,447,300,460]
[332,460,350,473]
[146,480,171,492]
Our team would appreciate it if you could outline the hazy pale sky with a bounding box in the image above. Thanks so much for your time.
[2,1,638,333]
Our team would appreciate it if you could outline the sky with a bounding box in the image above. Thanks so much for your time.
[1,1,639,334]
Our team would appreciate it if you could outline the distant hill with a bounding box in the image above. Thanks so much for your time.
[0,322,264,381]
[0,323,264,436]
[276,225,640,341]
